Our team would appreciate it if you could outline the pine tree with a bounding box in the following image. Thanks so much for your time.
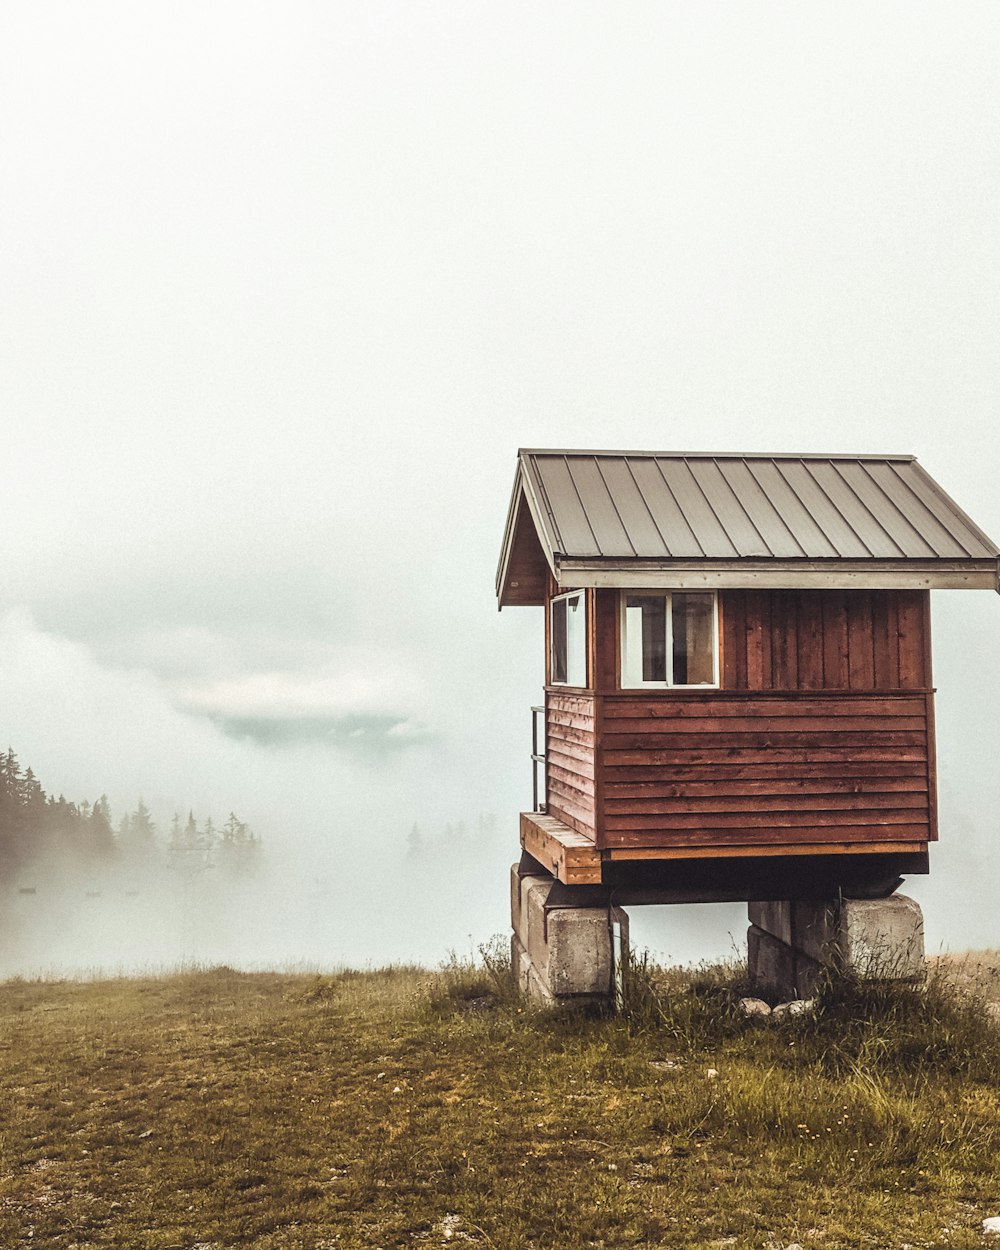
[88,795,115,857]
[406,823,424,858]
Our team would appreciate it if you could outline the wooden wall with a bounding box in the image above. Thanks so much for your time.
[720,589,930,692]
[545,692,597,839]
[542,586,937,857]
[596,691,934,852]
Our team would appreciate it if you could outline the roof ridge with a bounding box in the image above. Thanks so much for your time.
[519,448,917,462]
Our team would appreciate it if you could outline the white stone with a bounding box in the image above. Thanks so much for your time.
[771,998,815,1020]
[983,1217,1000,1235]
[739,996,772,1017]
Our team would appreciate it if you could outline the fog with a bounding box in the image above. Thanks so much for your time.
[1,3,999,975]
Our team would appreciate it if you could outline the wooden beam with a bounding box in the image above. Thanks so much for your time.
[519,812,602,885]
[606,840,925,861]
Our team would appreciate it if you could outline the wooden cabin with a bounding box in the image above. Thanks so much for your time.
[497,450,1000,900]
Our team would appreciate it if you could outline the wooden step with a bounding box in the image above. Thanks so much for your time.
[519,812,602,885]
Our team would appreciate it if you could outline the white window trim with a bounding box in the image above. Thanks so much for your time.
[550,589,588,688]
[619,590,720,689]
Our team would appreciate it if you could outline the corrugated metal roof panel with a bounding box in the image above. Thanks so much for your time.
[565,457,636,557]
[741,460,834,556]
[862,461,972,557]
[497,450,1000,605]
[532,455,601,558]
[655,458,741,557]
[595,458,670,558]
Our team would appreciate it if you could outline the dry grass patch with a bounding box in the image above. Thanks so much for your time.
[0,953,998,1248]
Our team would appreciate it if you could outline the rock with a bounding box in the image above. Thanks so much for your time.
[983,1216,1000,1235]
[771,998,816,1020]
[738,997,772,1017]
[648,1059,681,1072]
[435,1213,475,1243]
[705,1067,719,1079]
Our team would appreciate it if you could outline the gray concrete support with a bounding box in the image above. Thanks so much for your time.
[510,863,628,1007]
[748,894,925,1000]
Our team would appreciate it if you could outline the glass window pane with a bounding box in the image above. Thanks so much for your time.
[624,595,666,684]
[565,593,586,687]
[672,593,715,685]
[551,597,567,684]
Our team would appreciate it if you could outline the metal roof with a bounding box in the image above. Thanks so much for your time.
[497,450,1000,605]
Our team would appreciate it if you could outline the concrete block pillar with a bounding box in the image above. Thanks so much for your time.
[510,863,628,1007]
[748,894,925,1001]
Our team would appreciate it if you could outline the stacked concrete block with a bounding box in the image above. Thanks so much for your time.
[748,894,925,1000]
[510,864,628,1007]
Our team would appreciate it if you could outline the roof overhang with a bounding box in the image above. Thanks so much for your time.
[555,557,1000,593]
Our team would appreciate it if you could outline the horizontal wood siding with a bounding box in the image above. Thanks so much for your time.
[721,589,929,691]
[546,691,598,840]
[596,691,933,852]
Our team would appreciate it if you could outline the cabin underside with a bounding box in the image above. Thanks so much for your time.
[520,811,929,897]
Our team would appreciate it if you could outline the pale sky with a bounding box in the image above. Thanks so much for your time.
[1,2,999,967]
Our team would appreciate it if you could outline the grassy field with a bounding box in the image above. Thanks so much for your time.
[2,950,1000,1250]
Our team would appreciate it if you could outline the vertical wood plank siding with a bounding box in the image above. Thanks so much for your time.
[720,589,929,691]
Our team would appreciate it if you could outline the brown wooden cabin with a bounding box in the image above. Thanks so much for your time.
[497,450,1000,902]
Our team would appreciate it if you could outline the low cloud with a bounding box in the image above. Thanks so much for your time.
[212,711,430,753]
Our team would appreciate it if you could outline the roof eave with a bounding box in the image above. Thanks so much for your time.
[554,556,1000,593]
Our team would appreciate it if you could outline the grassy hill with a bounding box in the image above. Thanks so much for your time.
[1,951,1000,1249]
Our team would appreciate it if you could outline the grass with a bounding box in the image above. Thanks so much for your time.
[0,951,999,1248]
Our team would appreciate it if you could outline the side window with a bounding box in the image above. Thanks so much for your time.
[550,591,587,687]
[621,591,718,688]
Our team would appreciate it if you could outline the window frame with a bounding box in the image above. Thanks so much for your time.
[549,589,588,688]
[619,590,720,690]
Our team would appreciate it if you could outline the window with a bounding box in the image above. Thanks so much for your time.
[621,591,718,688]
[550,591,587,686]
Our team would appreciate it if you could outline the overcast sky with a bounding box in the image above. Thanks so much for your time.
[1,2,999,967]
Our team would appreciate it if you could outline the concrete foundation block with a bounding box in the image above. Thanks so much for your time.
[749,898,840,964]
[510,868,629,1007]
[520,876,552,978]
[510,865,522,936]
[512,933,555,1005]
[840,895,925,979]
[747,925,822,1001]
[748,894,925,1000]
[546,905,627,998]
[510,862,550,945]
[748,900,793,947]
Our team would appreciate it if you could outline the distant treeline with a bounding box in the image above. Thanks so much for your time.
[405,812,498,859]
[0,747,260,881]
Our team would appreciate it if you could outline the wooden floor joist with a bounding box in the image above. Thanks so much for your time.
[520,811,929,887]
[605,839,927,861]
[520,812,602,885]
